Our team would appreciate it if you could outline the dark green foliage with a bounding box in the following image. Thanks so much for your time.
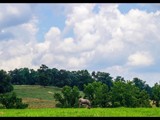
[151,82,160,107]
[3,64,160,108]
[0,70,13,93]
[54,70,72,87]
[84,81,111,107]
[137,90,151,107]
[76,70,94,90]
[9,65,94,90]
[92,71,113,90]
[38,64,51,87]
[114,76,125,82]
[0,69,28,109]
[9,68,39,85]
[111,80,151,107]
[133,77,152,98]
[53,86,80,108]
[0,92,28,109]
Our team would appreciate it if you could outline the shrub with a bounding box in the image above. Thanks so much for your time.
[0,92,28,109]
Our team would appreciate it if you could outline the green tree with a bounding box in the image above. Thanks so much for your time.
[151,82,160,107]
[55,70,72,87]
[132,77,152,98]
[53,86,80,108]
[0,70,28,109]
[84,81,111,107]
[0,70,13,93]
[114,76,125,82]
[0,92,28,109]
[92,71,113,90]
[38,64,51,87]
[111,80,151,107]
[9,68,29,85]
[50,68,59,86]
[137,90,151,107]
[76,70,94,90]
[29,69,39,85]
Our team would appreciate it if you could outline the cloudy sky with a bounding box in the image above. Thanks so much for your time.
[0,3,160,86]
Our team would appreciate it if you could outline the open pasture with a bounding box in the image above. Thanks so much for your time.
[0,108,160,117]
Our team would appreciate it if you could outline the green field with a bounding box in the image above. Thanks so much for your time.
[0,85,160,117]
[0,108,160,117]
[13,85,84,109]
[13,85,62,108]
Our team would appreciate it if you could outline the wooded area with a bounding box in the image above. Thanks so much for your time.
[0,64,160,108]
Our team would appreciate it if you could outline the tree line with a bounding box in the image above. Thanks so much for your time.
[0,64,160,108]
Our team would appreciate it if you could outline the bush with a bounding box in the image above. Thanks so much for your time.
[0,92,28,109]
[54,86,80,108]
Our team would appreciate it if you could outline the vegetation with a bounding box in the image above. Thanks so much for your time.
[0,70,28,109]
[0,85,159,117]
[0,92,28,109]
[83,81,111,107]
[1,64,160,109]
[111,80,151,107]
[0,70,13,93]
[54,86,80,108]
[0,108,160,117]
[151,82,160,107]
[54,81,151,108]
[13,85,61,108]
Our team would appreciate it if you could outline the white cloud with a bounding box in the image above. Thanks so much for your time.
[127,51,154,66]
[1,4,160,86]
[0,10,38,71]
[0,4,32,29]
[44,27,61,42]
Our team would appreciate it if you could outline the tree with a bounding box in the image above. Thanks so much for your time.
[50,68,59,86]
[111,80,151,107]
[53,86,80,108]
[133,78,146,90]
[151,82,160,107]
[55,70,72,87]
[38,64,51,87]
[92,71,113,90]
[114,76,125,82]
[132,77,152,98]
[76,70,94,90]
[0,92,28,109]
[29,69,39,85]
[0,70,13,93]
[84,81,111,107]
[137,90,151,107]
[0,70,28,109]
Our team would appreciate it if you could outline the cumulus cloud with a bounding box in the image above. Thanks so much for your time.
[1,4,160,86]
[0,4,32,29]
[127,51,154,66]
[0,5,38,71]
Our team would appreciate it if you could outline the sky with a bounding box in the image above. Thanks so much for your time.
[0,3,160,86]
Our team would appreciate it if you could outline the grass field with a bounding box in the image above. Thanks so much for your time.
[13,85,62,108]
[0,85,160,117]
[0,108,160,117]
[13,85,84,109]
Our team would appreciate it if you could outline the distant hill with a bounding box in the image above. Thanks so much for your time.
[13,85,62,109]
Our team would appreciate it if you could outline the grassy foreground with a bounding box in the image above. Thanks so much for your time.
[0,85,160,117]
[0,108,160,117]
